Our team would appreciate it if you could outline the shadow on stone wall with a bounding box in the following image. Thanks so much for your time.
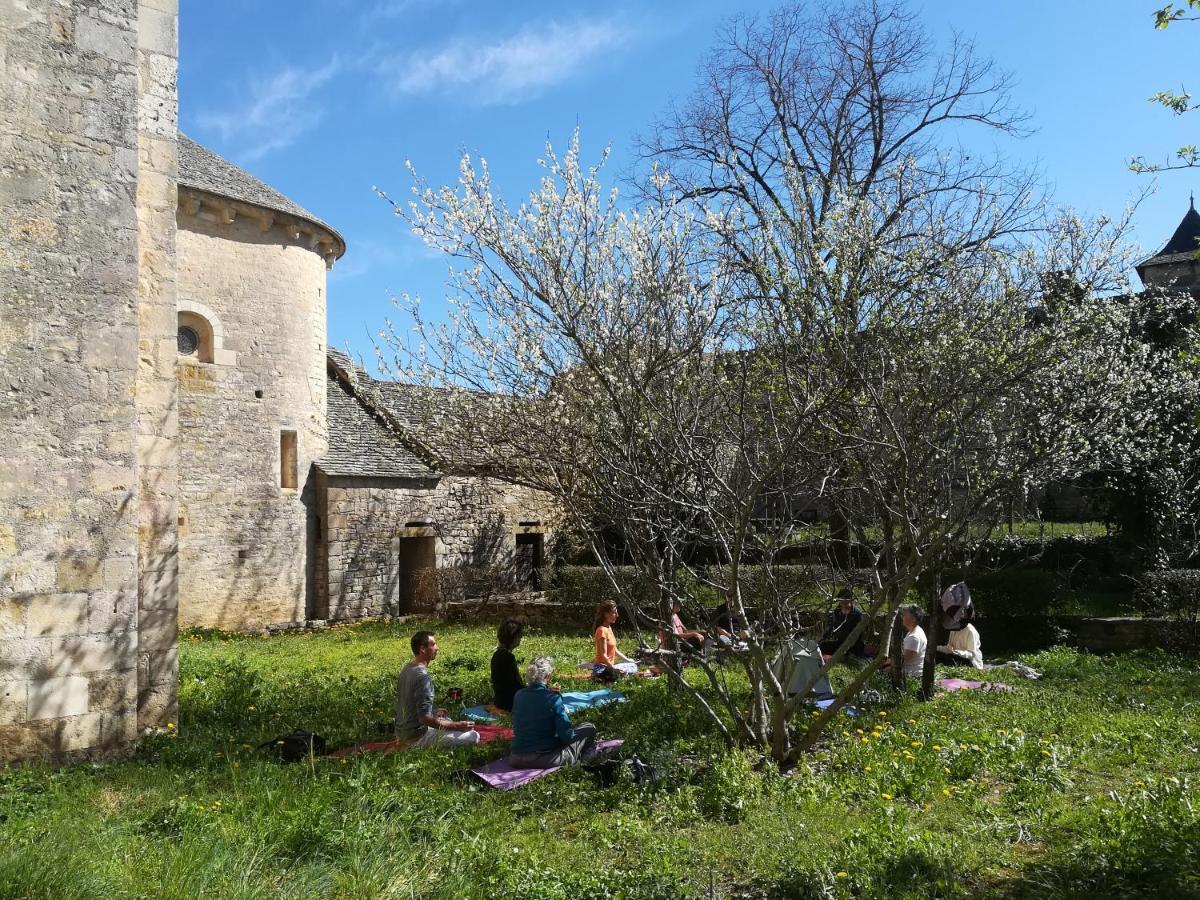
[4,397,179,763]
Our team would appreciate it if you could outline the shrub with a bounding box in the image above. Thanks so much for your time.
[963,568,1062,617]
[547,566,657,611]
[413,564,522,609]
[1133,569,1200,652]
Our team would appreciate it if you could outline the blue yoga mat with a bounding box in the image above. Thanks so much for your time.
[462,705,500,723]
[560,689,626,713]
[462,690,625,724]
[814,698,862,716]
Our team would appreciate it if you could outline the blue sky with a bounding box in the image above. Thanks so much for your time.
[180,1,1199,369]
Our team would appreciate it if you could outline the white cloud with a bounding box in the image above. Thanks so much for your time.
[361,0,455,19]
[196,58,340,162]
[381,19,631,104]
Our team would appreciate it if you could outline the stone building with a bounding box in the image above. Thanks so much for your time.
[316,352,556,621]
[174,135,342,631]
[1136,198,1200,294]
[1,1,555,763]
[1,0,181,762]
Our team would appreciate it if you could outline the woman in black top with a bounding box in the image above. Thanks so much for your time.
[489,619,525,713]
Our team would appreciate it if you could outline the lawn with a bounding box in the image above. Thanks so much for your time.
[1,621,1198,899]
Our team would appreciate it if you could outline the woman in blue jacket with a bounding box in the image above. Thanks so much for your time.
[509,656,598,768]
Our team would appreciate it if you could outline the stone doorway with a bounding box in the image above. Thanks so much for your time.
[514,532,545,589]
[397,534,436,612]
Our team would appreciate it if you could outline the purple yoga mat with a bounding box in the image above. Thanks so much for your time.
[471,739,624,791]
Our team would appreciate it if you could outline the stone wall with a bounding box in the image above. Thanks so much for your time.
[175,213,328,629]
[135,0,180,735]
[319,474,558,620]
[0,0,179,763]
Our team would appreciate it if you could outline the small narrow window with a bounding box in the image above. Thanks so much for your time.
[280,430,298,490]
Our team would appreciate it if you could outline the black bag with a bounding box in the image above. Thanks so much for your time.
[627,754,666,786]
[259,731,327,763]
[585,756,621,788]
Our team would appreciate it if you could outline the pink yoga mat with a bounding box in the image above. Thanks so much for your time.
[471,739,624,791]
[329,723,514,759]
[936,678,1015,694]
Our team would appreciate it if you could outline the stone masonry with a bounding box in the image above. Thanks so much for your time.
[318,473,558,619]
[175,210,331,630]
[0,0,179,763]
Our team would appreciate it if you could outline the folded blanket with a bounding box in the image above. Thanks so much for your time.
[560,689,626,713]
[471,739,625,791]
[329,723,514,759]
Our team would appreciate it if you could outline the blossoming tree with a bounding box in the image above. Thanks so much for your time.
[379,1,1197,764]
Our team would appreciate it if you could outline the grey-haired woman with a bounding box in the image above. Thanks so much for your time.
[509,656,598,768]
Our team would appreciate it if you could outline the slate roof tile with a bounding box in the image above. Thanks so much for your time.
[178,134,344,252]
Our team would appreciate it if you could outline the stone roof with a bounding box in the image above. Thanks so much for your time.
[1138,199,1200,275]
[320,351,521,479]
[178,134,345,252]
[319,355,436,480]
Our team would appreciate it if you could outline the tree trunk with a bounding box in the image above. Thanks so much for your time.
[888,609,905,688]
[921,580,941,700]
[769,696,790,764]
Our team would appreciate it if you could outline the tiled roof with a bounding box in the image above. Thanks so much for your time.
[178,134,344,254]
[321,351,519,478]
[319,362,436,480]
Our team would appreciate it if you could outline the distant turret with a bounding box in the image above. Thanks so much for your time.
[1137,196,1200,293]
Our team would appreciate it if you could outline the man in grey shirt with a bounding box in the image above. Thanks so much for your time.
[395,631,479,749]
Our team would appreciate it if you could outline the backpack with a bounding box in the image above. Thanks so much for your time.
[940,582,975,632]
[259,731,327,763]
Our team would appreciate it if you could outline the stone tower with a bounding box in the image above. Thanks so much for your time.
[173,136,343,629]
[1136,197,1200,293]
[0,0,180,762]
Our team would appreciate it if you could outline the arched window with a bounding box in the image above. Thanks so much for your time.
[176,300,235,366]
[177,311,214,363]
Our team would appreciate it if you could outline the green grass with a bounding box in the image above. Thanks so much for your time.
[2,622,1198,899]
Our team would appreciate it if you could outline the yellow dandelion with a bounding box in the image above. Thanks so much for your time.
[836,872,848,879]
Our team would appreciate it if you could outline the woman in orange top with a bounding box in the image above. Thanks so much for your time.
[592,600,636,681]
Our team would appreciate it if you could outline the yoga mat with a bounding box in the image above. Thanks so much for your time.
[462,705,501,723]
[329,723,513,759]
[936,678,1015,694]
[471,739,624,791]
[560,689,626,712]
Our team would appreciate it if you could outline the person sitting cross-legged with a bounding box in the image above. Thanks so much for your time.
[592,600,637,681]
[936,622,983,669]
[819,588,866,658]
[488,618,525,715]
[659,598,707,653]
[509,656,598,769]
[395,630,480,749]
